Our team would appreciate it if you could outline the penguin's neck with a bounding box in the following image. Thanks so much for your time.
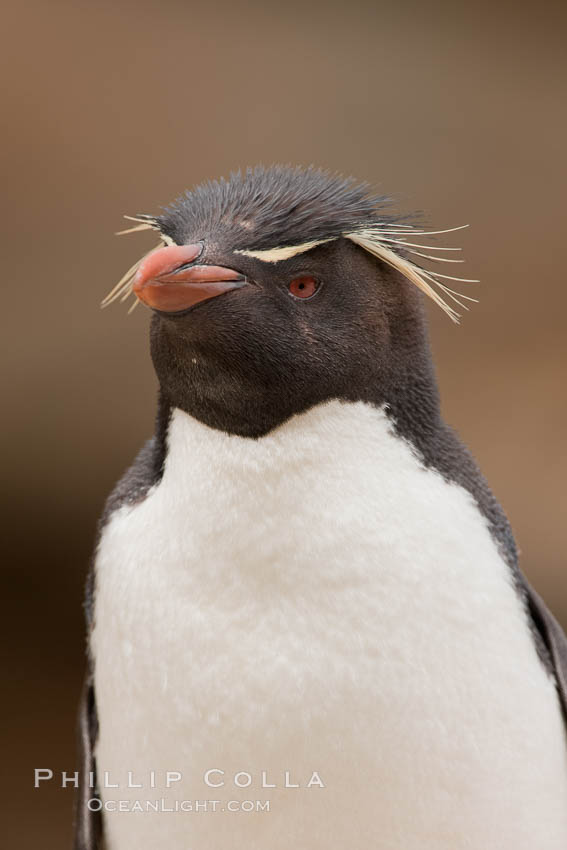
[154,338,443,464]
[158,397,431,496]
[152,302,443,444]
[153,381,516,573]
[152,399,447,551]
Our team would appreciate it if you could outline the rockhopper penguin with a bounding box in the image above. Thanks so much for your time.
[76,166,567,849]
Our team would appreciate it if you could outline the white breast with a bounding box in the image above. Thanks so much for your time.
[92,400,567,850]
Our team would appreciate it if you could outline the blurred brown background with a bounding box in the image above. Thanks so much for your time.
[2,0,566,845]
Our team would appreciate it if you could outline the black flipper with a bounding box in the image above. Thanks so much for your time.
[73,674,102,850]
[525,585,567,720]
[74,429,168,849]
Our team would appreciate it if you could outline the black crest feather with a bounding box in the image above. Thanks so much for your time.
[156,164,399,250]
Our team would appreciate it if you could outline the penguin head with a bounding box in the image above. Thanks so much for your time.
[107,166,473,436]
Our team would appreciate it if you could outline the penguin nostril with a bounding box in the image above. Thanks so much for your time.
[171,242,205,274]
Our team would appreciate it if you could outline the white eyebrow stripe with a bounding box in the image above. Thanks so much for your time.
[234,238,336,263]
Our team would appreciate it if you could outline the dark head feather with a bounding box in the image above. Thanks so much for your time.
[156,165,400,251]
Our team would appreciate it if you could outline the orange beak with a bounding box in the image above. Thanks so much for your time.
[132,244,247,313]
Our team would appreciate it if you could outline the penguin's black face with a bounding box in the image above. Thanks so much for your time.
[118,165,438,437]
[148,236,427,438]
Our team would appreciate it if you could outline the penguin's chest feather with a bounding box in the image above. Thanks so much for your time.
[92,400,567,850]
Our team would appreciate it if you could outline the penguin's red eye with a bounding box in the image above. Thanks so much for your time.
[288,276,319,299]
